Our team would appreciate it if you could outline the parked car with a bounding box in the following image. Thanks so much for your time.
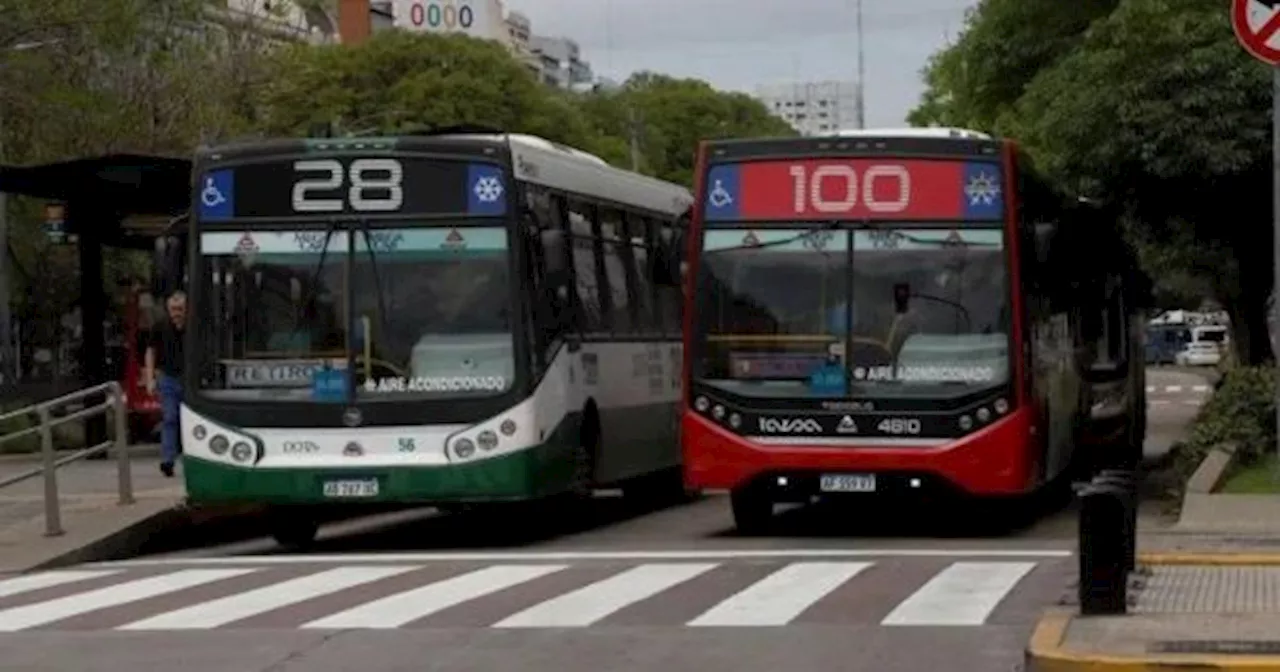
[1174,341,1221,367]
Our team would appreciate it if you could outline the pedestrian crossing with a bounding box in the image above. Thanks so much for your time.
[0,557,1065,632]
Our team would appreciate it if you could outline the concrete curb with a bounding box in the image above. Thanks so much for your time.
[1137,552,1280,566]
[23,501,270,573]
[1025,608,1280,671]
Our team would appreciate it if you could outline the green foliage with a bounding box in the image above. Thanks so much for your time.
[1170,367,1277,489]
[910,0,1276,364]
[574,72,796,185]
[907,0,1119,130]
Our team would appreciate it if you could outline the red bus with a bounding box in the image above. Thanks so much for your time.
[680,128,1097,532]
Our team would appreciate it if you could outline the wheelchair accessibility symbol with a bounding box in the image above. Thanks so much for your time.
[201,177,226,208]
[708,180,733,208]
[199,170,233,219]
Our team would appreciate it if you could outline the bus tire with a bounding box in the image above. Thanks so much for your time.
[268,512,319,550]
[730,485,773,534]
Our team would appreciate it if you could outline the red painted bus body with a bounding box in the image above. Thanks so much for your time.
[679,130,1093,531]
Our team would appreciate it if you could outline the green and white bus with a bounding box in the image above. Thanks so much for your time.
[157,130,694,545]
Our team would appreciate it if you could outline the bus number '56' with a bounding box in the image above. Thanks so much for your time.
[789,164,910,214]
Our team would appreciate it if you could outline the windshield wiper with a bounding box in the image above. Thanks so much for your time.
[705,221,842,254]
[296,218,343,339]
[355,218,391,347]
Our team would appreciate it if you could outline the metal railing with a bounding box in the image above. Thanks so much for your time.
[0,381,133,536]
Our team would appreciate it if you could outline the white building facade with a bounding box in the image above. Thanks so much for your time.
[755,80,862,136]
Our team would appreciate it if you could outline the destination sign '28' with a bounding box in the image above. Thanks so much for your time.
[702,159,1004,221]
[196,158,507,221]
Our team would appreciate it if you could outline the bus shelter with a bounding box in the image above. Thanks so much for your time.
[0,154,192,444]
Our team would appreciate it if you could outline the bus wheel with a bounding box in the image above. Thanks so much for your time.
[268,512,319,550]
[730,486,773,534]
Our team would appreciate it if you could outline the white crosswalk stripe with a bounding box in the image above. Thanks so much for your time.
[303,564,566,629]
[494,563,716,627]
[688,561,870,627]
[118,566,419,630]
[0,559,1050,632]
[0,570,120,599]
[0,569,254,632]
[881,561,1035,626]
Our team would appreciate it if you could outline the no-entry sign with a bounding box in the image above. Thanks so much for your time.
[1233,0,1280,65]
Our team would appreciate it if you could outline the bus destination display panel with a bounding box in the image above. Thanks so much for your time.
[702,159,1004,221]
[196,157,508,220]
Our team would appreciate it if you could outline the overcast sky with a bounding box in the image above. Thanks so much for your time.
[504,0,977,127]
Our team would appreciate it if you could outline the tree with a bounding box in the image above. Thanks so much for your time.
[576,72,797,186]
[253,29,599,149]
[1006,0,1273,362]
[907,0,1119,131]
[0,0,284,348]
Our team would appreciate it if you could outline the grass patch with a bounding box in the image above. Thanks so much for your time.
[1220,453,1280,494]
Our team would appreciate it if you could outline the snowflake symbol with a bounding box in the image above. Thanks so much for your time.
[965,172,1001,206]
[474,176,504,203]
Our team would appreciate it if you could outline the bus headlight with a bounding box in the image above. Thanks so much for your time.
[958,415,973,430]
[712,404,725,420]
[453,438,476,459]
[976,407,991,423]
[994,398,1009,414]
[499,419,517,436]
[695,396,709,412]
[230,441,253,462]
[193,425,207,440]
[210,435,230,455]
[729,413,741,429]
[477,430,498,451]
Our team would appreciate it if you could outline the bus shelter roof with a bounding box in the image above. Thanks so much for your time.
[0,154,192,247]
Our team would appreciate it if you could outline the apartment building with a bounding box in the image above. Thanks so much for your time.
[755,80,862,136]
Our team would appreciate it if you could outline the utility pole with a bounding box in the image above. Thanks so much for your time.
[627,106,642,172]
[856,0,866,129]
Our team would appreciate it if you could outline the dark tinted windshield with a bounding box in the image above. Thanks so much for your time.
[694,226,1009,399]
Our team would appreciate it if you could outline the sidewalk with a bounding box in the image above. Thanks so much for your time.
[1026,516,1280,671]
[0,446,189,573]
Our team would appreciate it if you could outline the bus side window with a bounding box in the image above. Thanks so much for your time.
[567,199,606,336]
[656,218,683,335]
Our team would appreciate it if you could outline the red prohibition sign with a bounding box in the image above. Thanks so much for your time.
[1232,0,1280,66]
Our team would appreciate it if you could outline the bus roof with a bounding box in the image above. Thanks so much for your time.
[826,126,994,140]
[701,132,1005,163]
[195,132,693,219]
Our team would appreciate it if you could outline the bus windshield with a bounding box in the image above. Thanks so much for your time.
[694,226,1010,399]
[195,226,514,402]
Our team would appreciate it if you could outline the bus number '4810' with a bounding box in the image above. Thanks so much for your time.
[877,418,921,435]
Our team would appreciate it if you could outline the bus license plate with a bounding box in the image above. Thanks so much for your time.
[322,478,379,498]
[819,473,876,493]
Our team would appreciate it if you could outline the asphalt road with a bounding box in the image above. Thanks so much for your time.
[0,366,1212,672]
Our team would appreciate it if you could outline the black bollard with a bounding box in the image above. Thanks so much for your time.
[1098,469,1138,574]
[1077,482,1128,615]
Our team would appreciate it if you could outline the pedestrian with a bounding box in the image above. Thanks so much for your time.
[145,290,186,477]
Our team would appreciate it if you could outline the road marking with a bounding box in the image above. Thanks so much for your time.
[1149,400,1171,406]
[0,569,254,632]
[116,565,417,630]
[880,561,1035,626]
[1166,385,1183,392]
[302,564,564,629]
[91,548,1072,568]
[688,561,870,627]
[1147,385,1211,393]
[494,563,717,628]
[0,570,120,599]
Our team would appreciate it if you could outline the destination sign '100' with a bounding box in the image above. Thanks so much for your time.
[702,159,1005,221]
[196,157,508,220]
